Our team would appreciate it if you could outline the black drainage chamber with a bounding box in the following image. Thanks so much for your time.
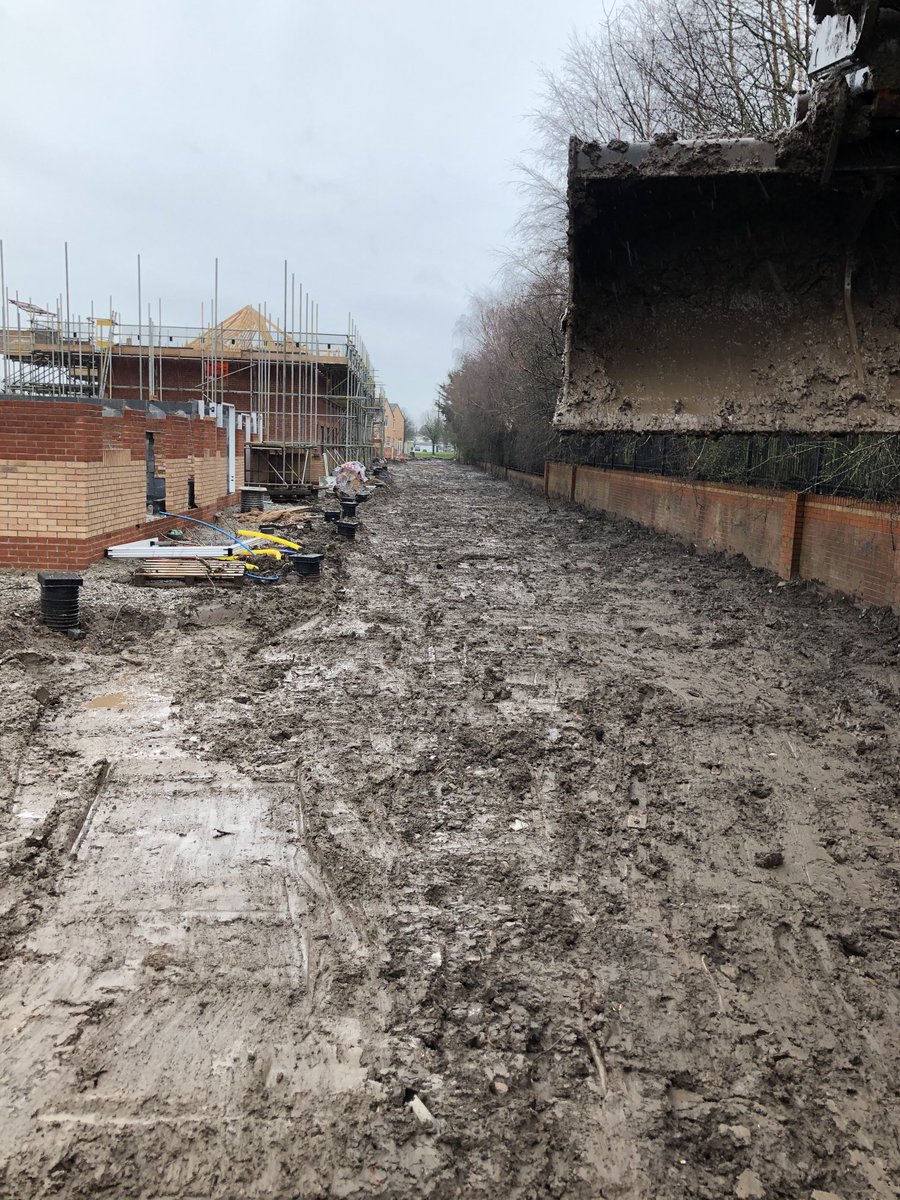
[336,519,358,541]
[292,552,325,577]
[323,509,341,523]
[240,486,268,513]
[38,572,83,632]
[340,499,358,518]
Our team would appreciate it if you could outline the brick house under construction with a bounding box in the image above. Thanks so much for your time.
[0,300,383,567]
[0,392,248,569]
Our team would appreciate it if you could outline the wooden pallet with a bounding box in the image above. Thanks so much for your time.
[133,559,246,587]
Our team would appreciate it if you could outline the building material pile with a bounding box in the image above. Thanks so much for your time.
[135,559,246,587]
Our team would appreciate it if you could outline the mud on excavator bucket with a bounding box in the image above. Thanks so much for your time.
[558,1,900,436]
[557,133,900,436]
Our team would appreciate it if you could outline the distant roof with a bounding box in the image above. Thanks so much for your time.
[188,304,285,352]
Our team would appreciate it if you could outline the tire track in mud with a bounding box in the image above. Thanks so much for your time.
[270,465,899,1200]
[0,464,898,1199]
[0,574,375,1198]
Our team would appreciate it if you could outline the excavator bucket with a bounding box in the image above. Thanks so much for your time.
[557,1,900,436]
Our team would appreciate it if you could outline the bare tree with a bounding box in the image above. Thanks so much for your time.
[420,410,447,454]
[517,0,811,262]
[443,271,567,472]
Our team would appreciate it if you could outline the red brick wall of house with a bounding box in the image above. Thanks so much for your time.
[108,358,254,410]
[108,358,333,424]
[0,398,246,569]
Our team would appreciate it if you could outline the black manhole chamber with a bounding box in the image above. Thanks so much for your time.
[293,553,325,577]
[38,572,83,631]
[240,486,268,513]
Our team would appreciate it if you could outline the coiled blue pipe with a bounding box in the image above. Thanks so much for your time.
[158,511,254,551]
[158,511,280,582]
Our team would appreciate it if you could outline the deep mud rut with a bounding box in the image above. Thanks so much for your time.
[0,462,898,1199]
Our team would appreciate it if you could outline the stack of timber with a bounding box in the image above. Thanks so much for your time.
[235,503,315,528]
[133,559,246,588]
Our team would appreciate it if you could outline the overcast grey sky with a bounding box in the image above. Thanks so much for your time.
[1,0,605,420]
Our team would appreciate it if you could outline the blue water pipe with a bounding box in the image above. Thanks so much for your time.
[158,511,253,551]
[158,511,281,583]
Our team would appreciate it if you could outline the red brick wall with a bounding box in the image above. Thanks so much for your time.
[798,495,900,610]
[0,400,105,462]
[507,468,544,492]
[108,358,332,422]
[572,466,788,575]
[108,358,253,410]
[546,462,576,502]
[0,398,244,569]
[484,461,900,613]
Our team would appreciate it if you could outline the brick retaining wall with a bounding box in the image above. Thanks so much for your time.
[484,461,900,613]
[506,468,544,492]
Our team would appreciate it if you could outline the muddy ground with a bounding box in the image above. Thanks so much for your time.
[0,462,898,1199]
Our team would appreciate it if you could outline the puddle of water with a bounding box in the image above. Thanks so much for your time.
[82,693,132,711]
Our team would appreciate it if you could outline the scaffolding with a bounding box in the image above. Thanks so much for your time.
[0,249,384,492]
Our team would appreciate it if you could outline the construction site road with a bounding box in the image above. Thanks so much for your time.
[1,461,898,1200]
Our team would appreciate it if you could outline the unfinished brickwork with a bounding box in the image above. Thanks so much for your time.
[0,395,246,569]
[489,461,899,612]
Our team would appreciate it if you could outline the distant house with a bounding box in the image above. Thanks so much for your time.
[374,399,406,461]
